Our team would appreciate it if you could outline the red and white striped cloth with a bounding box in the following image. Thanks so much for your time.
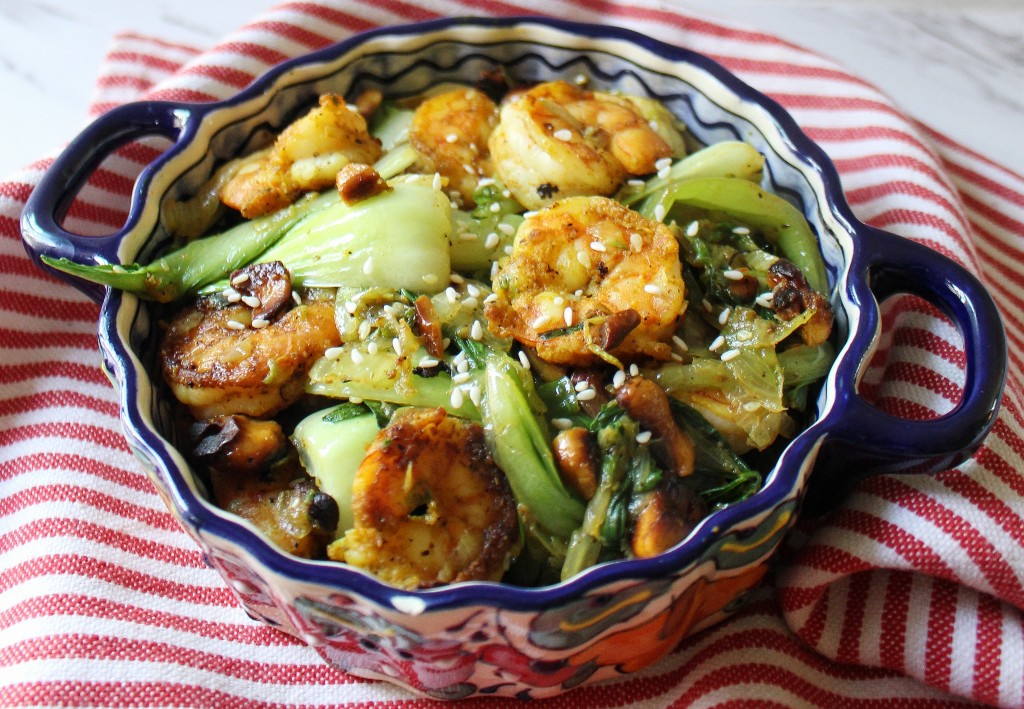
[2,2,1022,706]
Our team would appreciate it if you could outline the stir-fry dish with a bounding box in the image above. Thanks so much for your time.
[48,75,835,589]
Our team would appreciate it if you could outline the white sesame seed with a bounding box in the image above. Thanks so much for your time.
[685,220,699,237]
[590,241,607,253]
[672,335,688,352]
[671,353,684,361]
[497,222,516,236]
[644,284,663,295]
[418,357,439,368]
[553,296,565,306]
[627,179,645,188]
[484,293,499,304]
[574,379,589,392]
[478,177,495,187]
[732,226,751,235]
[458,231,479,242]
[449,273,465,285]
[485,233,500,249]
[503,245,513,255]
[230,272,249,286]
[422,273,439,286]
[251,318,270,329]
[576,388,597,402]
[553,128,573,141]
[466,283,481,298]
[755,292,774,308]
[629,363,640,377]
[502,189,511,198]
[225,290,242,303]
[518,350,531,369]
[226,319,246,331]
[654,204,666,222]
[367,341,379,355]
[564,307,574,327]
[462,296,479,310]
[351,348,365,364]
[291,290,302,305]
[702,298,713,313]
[344,300,358,315]
[721,348,742,362]
[453,371,472,384]
[445,133,458,143]
[432,172,442,190]
[445,287,458,304]
[719,308,732,325]
[349,397,363,405]
[523,210,538,218]
[710,335,726,352]
[723,269,745,281]
[552,418,574,430]
[532,314,551,330]
[629,232,643,251]
[612,369,627,388]
[574,289,584,297]
[743,401,762,412]
[636,430,653,444]
[657,167,671,180]
[392,337,402,355]
[655,157,672,172]
[325,346,343,360]
[471,320,484,340]
[453,350,467,366]
[362,257,374,276]
[469,384,482,407]
[241,295,261,309]
[489,202,501,213]
[450,387,465,409]
[358,320,372,340]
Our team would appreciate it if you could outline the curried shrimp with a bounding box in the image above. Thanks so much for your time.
[329,407,520,589]
[220,94,382,218]
[488,80,677,210]
[160,292,341,420]
[486,195,686,365]
[408,87,498,206]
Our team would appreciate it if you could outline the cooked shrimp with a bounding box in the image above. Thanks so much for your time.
[409,87,498,205]
[160,293,340,420]
[220,94,382,218]
[329,407,520,589]
[488,80,677,209]
[486,195,685,365]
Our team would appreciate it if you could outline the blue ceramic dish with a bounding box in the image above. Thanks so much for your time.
[21,17,1006,700]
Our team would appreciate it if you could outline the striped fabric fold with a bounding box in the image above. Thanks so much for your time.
[1,2,1021,706]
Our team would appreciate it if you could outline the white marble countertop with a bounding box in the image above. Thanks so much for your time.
[0,0,1021,179]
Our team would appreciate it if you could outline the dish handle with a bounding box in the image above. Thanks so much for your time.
[20,101,195,304]
[807,226,1006,511]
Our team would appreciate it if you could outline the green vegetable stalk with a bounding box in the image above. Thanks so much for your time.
[462,340,585,546]
[639,176,830,295]
[560,418,636,580]
[41,190,328,302]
